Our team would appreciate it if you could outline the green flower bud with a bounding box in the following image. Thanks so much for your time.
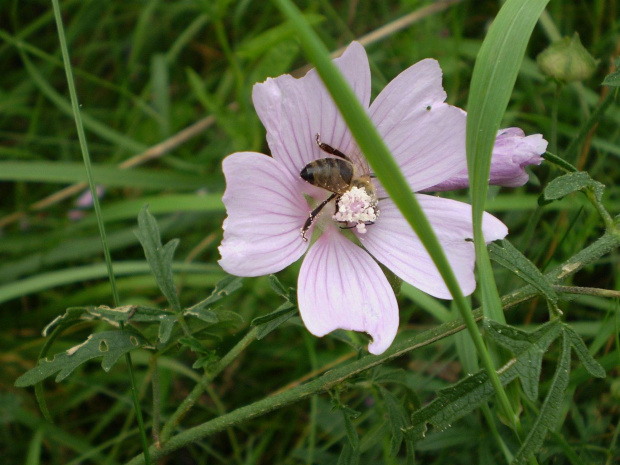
[537,33,598,83]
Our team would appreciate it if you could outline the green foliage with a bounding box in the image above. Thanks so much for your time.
[15,330,151,386]
[2,1,618,464]
[489,239,558,307]
[543,171,605,203]
[134,205,182,311]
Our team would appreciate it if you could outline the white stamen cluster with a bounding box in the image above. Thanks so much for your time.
[333,186,378,234]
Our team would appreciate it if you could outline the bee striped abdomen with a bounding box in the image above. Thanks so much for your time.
[300,157,354,193]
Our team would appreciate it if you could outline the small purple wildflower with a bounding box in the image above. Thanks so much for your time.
[425,127,547,192]
[219,42,511,355]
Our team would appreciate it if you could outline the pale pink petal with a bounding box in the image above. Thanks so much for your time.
[252,42,371,180]
[425,127,548,191]
[358,196,508,299]
[298,227,398,355]
[369,59,468,193]
[218,152,310,276]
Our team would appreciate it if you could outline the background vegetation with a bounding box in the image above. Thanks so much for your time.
[1,0,618,464]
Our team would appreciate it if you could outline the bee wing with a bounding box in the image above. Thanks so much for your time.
[348,146,372,177]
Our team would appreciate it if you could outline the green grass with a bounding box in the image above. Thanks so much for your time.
[1,1,619,464]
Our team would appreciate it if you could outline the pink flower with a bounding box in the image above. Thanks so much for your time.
[218,42,508,355]
[425,127,547,192]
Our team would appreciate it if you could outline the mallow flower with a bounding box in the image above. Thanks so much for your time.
[219,42,541,355]
[425,127,548,192]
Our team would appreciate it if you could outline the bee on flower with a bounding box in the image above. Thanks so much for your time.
[218,42,546,355]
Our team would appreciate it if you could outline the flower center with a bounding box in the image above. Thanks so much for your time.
[333,186,379,234]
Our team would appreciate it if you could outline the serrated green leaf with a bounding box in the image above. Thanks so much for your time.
[184,307,218,324]
[489,240,558,305]
[380,387,409,457]
[486,319,563,401]
[185,276,243,314]
[602,68,620,87]
[158,318,176,344]
[15,331,151,386]
[253,302,298,340]
[341,409,360,449]
[134,205,181,311]
[409,320,562,438]
[336,442,360,465]
[562,323,606,378]
[543,171,605,202]
[43,304,176,344]
[178,336,209,354]
[511,332,571,464]
[268,274,290,299]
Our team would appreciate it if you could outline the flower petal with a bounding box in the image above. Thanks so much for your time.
[298,227,399,355]
[359,196,508,299]
[369,59,468,193]
[424,127,548,191]
[218,152,310,276]
[252,42,371,179]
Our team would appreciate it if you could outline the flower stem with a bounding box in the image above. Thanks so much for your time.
[159,326,259,442]
[50,1,150,463]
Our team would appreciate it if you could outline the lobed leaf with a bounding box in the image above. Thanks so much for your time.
[562,324,606,378]
[380,387,410,457]
[410,320,563,438]
[602,58,620,87]
[543,171,605,203]
[15,331,151,387]
[134,205,181,311]
[185,275,243,315]
[486,320,563,401]
[253,302,298,340]
[511,332,571,464]
[489,239,558,306]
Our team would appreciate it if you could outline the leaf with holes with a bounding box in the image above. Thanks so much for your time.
[15,331,152,387]
[134,205,181,311]
[42,305,176,344]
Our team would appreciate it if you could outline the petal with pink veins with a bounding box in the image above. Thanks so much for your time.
[358,196,508,299]
[252,42,371,179]
[369,59,468,193]
[298,227,399,355]
[218,152,310,277]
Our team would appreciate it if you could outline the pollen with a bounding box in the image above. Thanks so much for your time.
[333,186,378,233]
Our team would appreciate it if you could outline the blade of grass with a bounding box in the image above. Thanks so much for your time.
[50,1,150,462]
[466,0,551,327]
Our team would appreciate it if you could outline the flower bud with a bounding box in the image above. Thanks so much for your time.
[537,33,597,83]
[423,128,547,192]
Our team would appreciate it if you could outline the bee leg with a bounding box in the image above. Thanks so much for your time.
[338,221,375,231]
[301,193,337,242]
[315,133,349,161]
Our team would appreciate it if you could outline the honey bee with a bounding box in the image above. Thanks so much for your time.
[299,134,378,241]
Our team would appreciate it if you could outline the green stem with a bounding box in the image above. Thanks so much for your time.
[50,2,150,463]
[159,326,259,442]
[123,232,620,465]
[551,83,562,154]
